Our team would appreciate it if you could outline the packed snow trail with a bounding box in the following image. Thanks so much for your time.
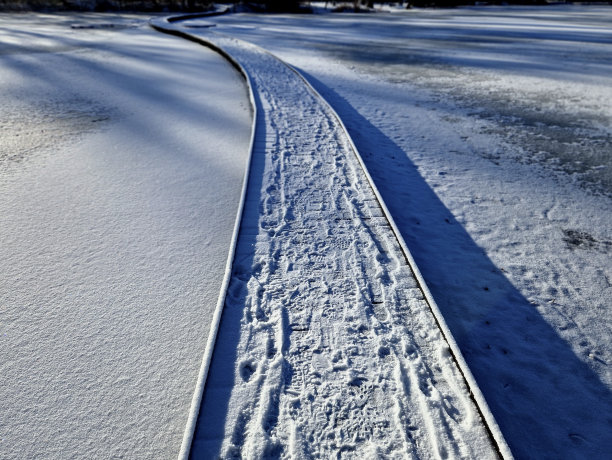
[152,21,510,459]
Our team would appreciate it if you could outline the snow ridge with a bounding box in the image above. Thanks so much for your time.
[152,20,509,459]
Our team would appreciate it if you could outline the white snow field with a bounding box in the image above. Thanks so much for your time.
[174,5,612,459]
[0,14,251,459]
[152,20,509,459]
[2,6,610,459]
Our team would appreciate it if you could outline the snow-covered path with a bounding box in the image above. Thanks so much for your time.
[152,23,509,458]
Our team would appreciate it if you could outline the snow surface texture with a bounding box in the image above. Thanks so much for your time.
[0,14,251,458]
[152,24,507,458]
[185,6,612,459]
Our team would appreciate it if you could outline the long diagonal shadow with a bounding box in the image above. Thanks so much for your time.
[297,69,612,459]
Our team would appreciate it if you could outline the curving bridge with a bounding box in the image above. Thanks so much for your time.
[153,16,512,460]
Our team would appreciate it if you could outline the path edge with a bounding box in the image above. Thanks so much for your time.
[149,15,257,460]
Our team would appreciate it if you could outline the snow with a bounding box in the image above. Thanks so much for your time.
[3,5,611,459]
[176,5,612,459]
[0,14,251,459]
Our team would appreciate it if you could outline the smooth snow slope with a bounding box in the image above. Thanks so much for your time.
[154,24,508,459]
[0,14,251,459]
[186,6,612,459]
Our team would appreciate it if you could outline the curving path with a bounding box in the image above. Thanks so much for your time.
[153,20,512,459]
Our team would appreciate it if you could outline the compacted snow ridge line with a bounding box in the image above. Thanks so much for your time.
[150,17,259,460]
[153,16,512,459]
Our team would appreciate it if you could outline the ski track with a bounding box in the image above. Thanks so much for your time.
[181,32,499,459]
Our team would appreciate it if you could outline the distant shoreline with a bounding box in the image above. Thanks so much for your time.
[2,1,611,14]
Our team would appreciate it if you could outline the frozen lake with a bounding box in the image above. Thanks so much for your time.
[0,13,251,459]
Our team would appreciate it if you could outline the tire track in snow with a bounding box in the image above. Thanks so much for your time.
[152,19,510,459]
